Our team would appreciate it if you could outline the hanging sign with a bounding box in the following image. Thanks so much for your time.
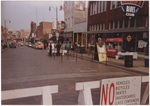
[120,1,144,17]
[100,76,141,105]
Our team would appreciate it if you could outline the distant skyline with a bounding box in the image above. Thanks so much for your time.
[1,1,64,31]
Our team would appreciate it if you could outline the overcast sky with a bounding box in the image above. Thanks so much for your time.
[1,1,64,31]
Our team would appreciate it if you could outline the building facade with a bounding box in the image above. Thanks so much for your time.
[36,21,53,41]
[64,1,74,42]
[87,1,149,53]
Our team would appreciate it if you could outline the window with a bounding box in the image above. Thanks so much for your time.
[104,1,107,11]
[110,1,115,9]
[130,18,135,27]
[92,2,95,15]
[98,1,101,13]
[100,23,102,30]
[115,21,118,29]
[95,2,98,14]
[94,25,96,31]
[116,1,121,8]
[124,19,128,28]
[145,17,149,27]
[110,1,117,9]
[97,24,99,30]
[103,23,105,30]
[90,4,93,16]
[101,1,103,12]
[119,20,123,28]
[109,22,111,29]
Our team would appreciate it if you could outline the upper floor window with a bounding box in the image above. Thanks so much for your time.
[110,1,120,10]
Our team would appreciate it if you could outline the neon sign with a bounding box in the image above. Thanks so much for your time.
[120,1,145,17]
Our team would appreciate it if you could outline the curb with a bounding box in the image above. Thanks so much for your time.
[69,53,149,75]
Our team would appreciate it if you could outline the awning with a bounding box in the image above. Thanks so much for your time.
[106,38,123,42]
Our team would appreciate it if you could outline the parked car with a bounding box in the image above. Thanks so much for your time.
[9,43,16,48]
[35,42,44,49]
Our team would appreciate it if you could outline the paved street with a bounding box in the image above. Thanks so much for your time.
[1,46,149,105]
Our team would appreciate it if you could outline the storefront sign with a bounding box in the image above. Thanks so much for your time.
[100,76,141,105]
[120,1,144,17]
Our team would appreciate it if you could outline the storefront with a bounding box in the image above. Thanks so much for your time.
[63,31,73,43]
[74,32,86,53]
[106,38,123,57]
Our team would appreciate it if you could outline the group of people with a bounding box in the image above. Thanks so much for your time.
[48,41,71,56]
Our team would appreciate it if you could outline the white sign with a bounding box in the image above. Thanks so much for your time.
[100,76,141,105]
[126,13,135,17]
[126,6,136,13]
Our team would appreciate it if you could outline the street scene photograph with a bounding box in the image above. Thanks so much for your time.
[1,1,149,105]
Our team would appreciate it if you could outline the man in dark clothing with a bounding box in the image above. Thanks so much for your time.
[49,43,52,56]
[56,42,61,56]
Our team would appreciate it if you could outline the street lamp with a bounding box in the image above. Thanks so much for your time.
[49,6,58,31]
[49,5,63,32]
[4,20,11,45]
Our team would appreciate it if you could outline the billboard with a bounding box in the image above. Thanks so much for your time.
[74,1,86,24]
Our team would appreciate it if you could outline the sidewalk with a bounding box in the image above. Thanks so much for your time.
[69,51,149,75]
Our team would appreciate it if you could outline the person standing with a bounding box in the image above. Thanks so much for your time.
[56,42,61,56]
[49,43,52,56]
[87,42,91,55]
[66,42,71,54]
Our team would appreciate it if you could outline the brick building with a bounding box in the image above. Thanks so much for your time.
[87,1,149,53]
[36,21,53,41]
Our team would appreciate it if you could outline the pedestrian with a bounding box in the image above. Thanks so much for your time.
[56,42,61,56]
[66,42,71,54]
[49,43,52,56]
[51,42,56,55]
[87,42,91,55]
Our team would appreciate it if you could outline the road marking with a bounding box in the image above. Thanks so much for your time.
[2,72,129,85]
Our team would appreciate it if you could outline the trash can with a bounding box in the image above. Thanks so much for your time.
[124,55,133,67]
[144,55,149,67]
